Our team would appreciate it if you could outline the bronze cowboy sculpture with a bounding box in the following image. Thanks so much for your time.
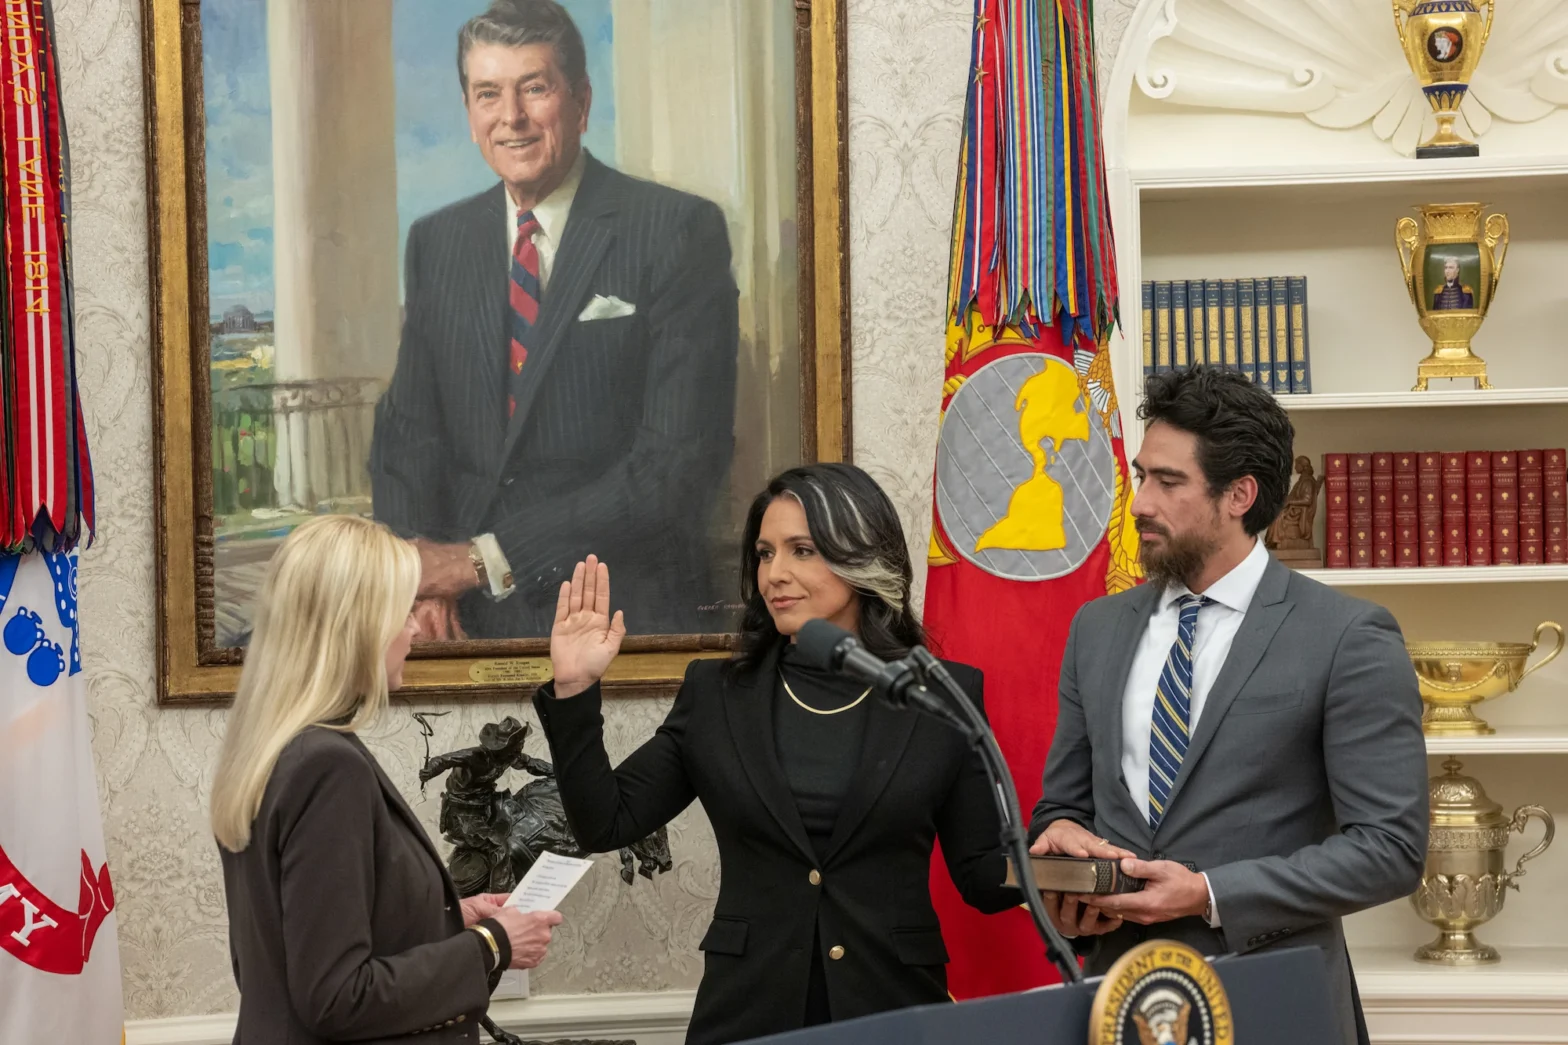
[418,715,673,896]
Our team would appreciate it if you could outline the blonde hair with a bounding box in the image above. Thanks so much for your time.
[210,515,419,852]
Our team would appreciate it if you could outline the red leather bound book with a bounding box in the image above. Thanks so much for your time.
[1349,453,1373,569]
[1520,449,1544,565]
[1442,452,1467,567]
[1394,451,1419,567]
[1418,451,1443,566]
[1546,449,1567,565]
[1467,450,1492,566]
[1492,450,1519,565]
[1324,453,1349,567]
[1372,452,1395,567]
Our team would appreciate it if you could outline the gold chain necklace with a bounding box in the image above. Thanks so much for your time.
[779,671,871,716]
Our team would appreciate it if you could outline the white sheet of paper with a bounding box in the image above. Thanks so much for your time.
[504,851,595,912]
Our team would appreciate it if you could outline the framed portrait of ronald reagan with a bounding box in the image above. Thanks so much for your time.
[144,0,850,703]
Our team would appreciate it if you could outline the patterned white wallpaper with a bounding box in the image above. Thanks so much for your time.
[58,0,1136,1019]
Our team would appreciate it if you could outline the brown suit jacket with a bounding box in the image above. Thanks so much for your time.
[220,727,493,1043]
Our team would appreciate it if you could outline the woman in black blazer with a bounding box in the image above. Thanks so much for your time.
[535,463,1019,1045]
[211,516,561,1044]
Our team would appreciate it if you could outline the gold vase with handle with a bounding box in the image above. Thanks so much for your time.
[1411,759,1554,965]
[1395,202,1508,390]
[1407,621,1564,735]
[1392,0,1494,158]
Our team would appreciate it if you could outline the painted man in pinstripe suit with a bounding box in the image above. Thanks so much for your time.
[370,0,739,640]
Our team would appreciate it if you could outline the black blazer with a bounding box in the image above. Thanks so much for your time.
[533,644,1018,1045]
[370,154,740,638]
[220,728,493,1044]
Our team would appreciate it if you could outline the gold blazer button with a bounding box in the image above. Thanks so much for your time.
[828,945,845,961]
[808,870,822,885]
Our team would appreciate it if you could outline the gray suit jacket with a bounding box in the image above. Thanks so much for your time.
[1030,555,1428,1045]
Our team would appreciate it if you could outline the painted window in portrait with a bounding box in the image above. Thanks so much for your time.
[197,0,813,652]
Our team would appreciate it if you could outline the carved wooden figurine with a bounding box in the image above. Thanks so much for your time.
[1266,455,1324,568]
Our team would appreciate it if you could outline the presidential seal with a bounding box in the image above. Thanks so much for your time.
[1088,941,1233,1045]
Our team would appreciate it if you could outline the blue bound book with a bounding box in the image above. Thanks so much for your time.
[1142,281,1155,382]
[1252,277,1273,393]
[1154,281,1173,375]
[1270,276,1291,392]
[1288,275,1311,394]
[1220,279,1239,373]
[1187,279,1207,367]
[1205,279,1222,369]
[1237,277,1257,384]
[1172,280,1190,370]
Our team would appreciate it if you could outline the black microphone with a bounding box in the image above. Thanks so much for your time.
[795,619,918,702]
[794,620,966,727]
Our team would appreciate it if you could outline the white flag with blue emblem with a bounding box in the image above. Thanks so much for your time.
[0,551,123,1044]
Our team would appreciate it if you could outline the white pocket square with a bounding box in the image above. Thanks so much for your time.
[578,295,637,322]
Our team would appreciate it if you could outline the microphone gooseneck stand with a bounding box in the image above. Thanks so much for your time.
[905,646,1084,986]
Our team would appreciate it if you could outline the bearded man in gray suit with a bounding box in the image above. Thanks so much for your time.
[1029,366,1428,1045]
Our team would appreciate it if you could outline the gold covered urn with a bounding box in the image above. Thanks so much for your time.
[1396,202,1509,391]
[1407,621,1563,735]
[1411,759,1554,965]
[1392,1,1494,158]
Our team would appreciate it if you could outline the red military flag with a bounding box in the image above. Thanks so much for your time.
[925,0,1136,998]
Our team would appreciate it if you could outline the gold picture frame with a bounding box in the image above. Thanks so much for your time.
[144,0,851,705]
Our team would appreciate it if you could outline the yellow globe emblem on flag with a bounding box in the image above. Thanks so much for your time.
[934,353,1117,581]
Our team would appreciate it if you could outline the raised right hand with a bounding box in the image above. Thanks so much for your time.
[550,555,627,698]
[490,908,564,970]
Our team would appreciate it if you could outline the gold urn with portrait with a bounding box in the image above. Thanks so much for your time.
[1410,759,1554,965]
[1395,202,1508,391]
[1392,1,1494,158]
[1406,621,1564,735]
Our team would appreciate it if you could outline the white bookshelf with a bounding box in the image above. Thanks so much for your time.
[1134,155,1568,202]
[1355,944,1568,1001]
[1276,387,1568,412]
[1424,726,1568,755]
[1299,565,1568,587]
[1102,4,1568,1035]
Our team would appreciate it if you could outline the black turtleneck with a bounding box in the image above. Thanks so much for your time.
[772,644,872,858]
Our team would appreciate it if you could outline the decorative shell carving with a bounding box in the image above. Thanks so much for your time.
[1133,0,1568,155]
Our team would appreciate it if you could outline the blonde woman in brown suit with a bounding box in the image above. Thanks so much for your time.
[212,516,560,1043]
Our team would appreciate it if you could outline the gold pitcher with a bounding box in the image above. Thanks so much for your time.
[1407,621,1563,735]
[1392,1,1494,158]
[1395,202,1509,390]
[1411,759,1554,965]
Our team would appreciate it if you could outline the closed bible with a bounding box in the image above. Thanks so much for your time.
[1004,855,1196,895]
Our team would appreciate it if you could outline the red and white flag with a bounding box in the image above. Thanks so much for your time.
[0,549,122,1043]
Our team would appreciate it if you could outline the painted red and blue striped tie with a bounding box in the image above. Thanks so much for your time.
[507,210,543,417]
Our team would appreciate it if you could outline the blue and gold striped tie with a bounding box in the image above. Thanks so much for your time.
[1148,594,1209,831]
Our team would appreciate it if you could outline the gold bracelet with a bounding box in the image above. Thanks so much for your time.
[470,924,501,971]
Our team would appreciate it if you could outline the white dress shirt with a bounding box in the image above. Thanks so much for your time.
[1120,537,1270,925]
[473,152,588,600]
[504,149,585,295]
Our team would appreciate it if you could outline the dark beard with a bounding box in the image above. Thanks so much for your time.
[1139,525,1221,592]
